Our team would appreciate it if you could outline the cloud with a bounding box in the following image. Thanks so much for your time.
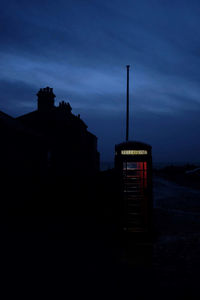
[1,0,200,163]
[0,79,37,115]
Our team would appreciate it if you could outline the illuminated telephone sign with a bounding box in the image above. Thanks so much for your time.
[115,141,153,234]
[121,150,148,155]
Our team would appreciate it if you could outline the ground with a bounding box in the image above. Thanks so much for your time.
[1,174,200,299]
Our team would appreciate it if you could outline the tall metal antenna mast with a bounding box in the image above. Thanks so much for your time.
[126,65,130,142]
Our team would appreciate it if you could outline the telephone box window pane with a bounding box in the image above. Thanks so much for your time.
[123,162,139,170]
[123,162,146,170]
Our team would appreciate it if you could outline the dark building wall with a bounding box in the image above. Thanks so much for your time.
[0,112,46,176]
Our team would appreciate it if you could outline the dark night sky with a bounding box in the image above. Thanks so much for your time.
[1,0,200,165]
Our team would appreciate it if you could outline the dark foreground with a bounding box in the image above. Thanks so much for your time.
[1,172,200,299]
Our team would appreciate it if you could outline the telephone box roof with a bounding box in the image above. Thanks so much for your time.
[115,141,152,150]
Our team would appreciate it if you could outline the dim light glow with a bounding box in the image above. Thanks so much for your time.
[121,150,148,155]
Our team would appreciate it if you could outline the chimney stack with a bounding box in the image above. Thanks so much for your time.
[37,87,55,111]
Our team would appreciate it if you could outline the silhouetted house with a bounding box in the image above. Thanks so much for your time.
[0,111,46,176]
[16,87,99,176]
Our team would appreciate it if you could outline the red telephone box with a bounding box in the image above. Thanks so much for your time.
[115,141,152,234]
